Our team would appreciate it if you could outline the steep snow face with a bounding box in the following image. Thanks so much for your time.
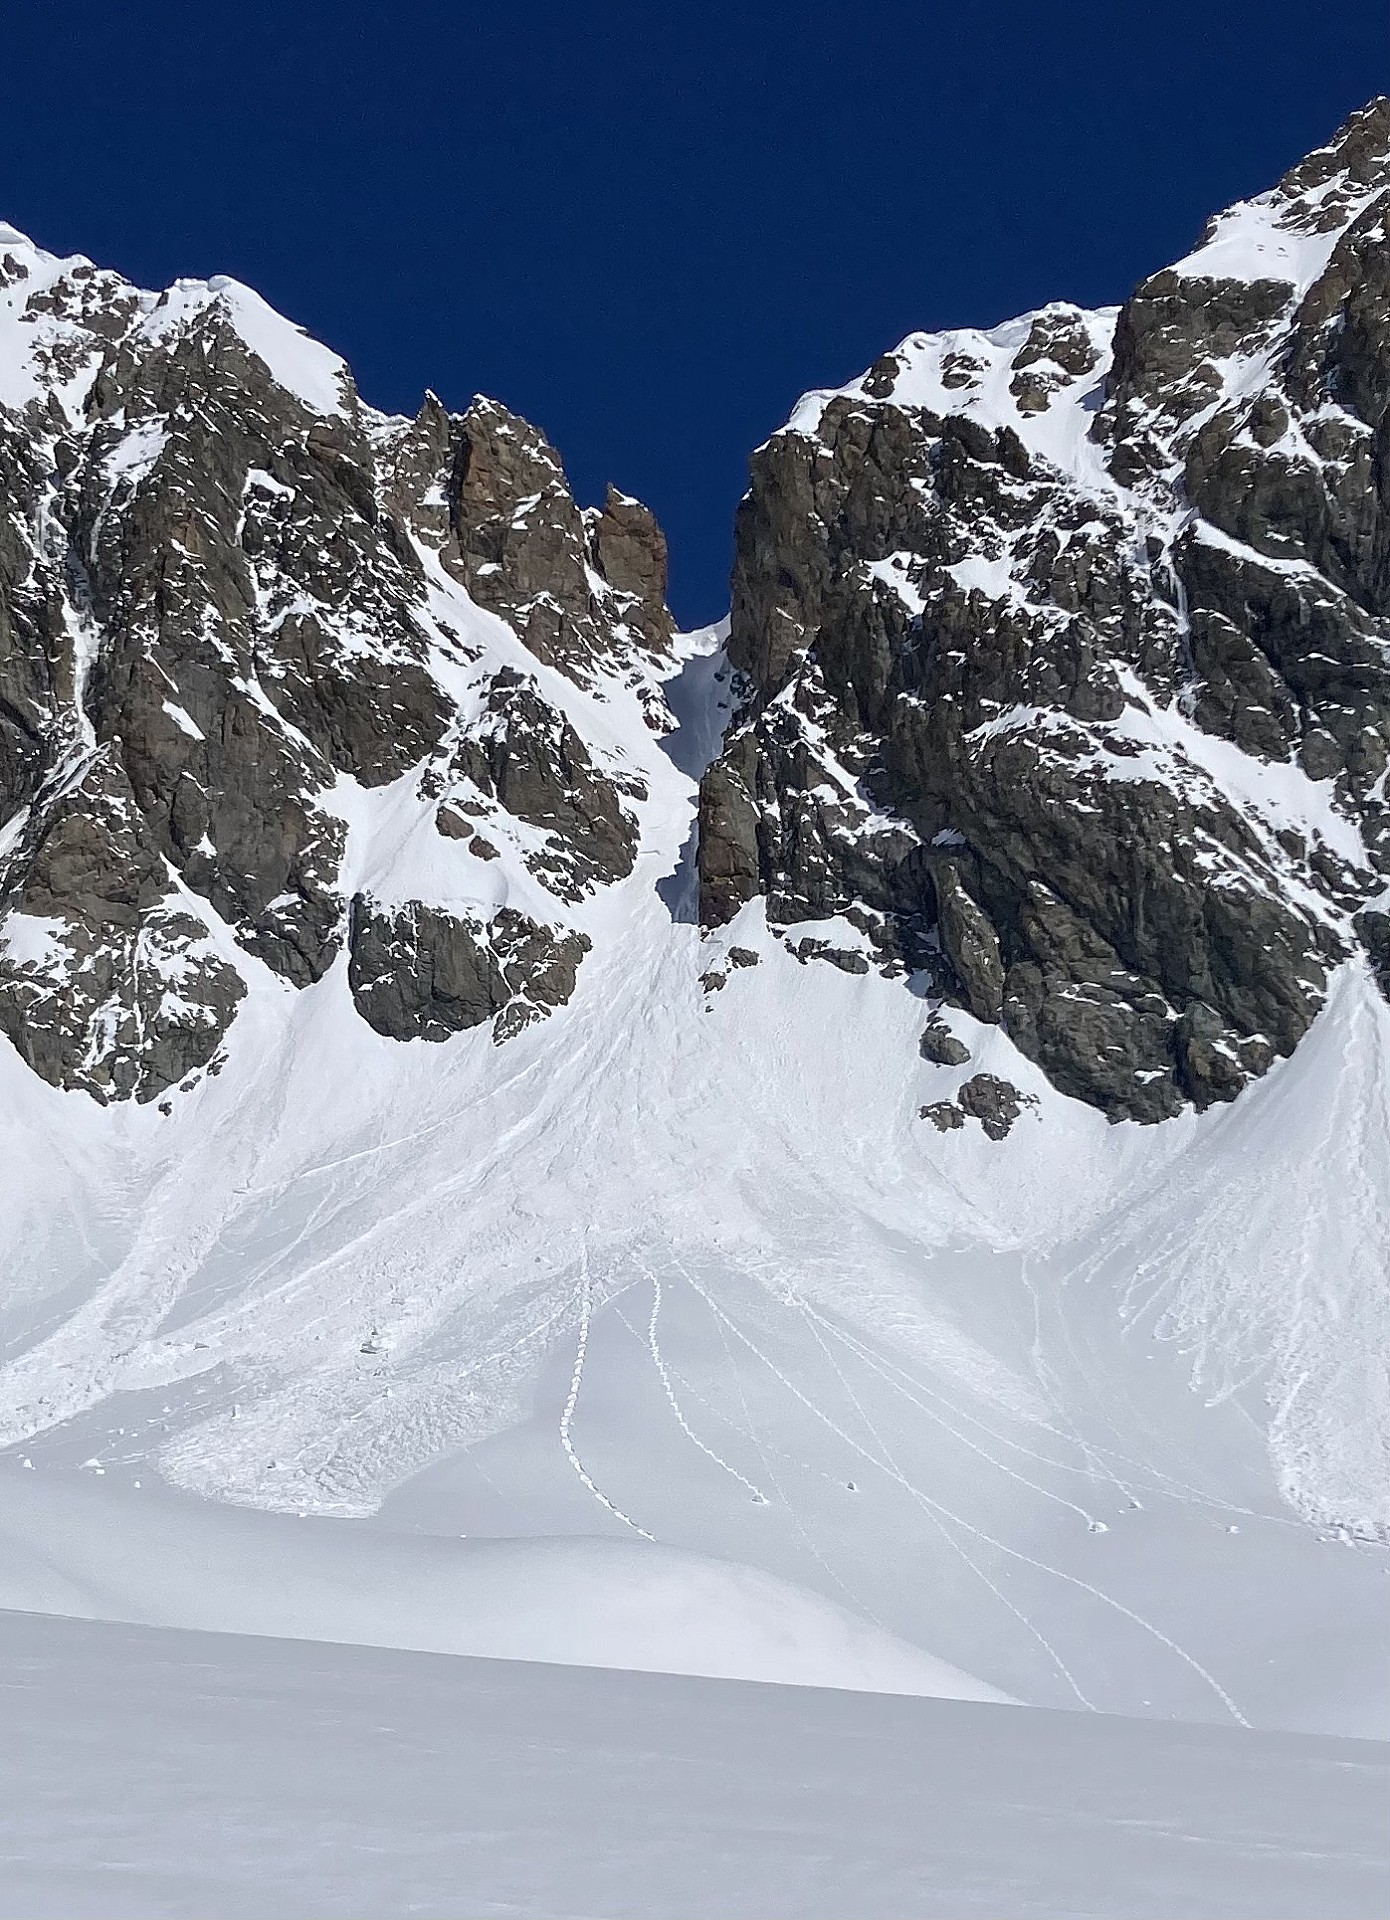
[0,110,1387,1743]
[0,229,353,422]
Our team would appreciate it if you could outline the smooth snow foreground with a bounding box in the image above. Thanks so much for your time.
[0,1469,1006,1701]
[1,1607,1384,1920]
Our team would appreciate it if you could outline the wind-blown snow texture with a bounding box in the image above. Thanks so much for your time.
[0,104,1387,1767]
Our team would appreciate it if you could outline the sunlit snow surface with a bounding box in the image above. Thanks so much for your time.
[2,1608,1386,1920]
[0,224,351,422]
[0,1468,1008,1701]
[0,626,1385,1744]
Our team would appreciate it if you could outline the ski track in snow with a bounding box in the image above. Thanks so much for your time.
[633,1262,768,1505]
[676,1258,1250,1726]
[665,1261,896,1630]
[823,1311,1253,1727]
[796,1294,1108,1533]
[674,1258,1097,1709]
[558,1248,654,1541]
[809,1315,1101,1711]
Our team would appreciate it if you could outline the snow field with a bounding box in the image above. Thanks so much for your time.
[1,1607,1385,1920]
[0,1467,1007,1700]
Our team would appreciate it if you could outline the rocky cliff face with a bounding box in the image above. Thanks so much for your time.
[1,102,1387,1125]
[698,100,1390,1121]
[0,233,672,1101]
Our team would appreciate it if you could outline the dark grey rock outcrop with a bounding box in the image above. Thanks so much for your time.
[0,240,672,1099]
[347,896,588,1045]
[431,666,642,901]
[698,100,1390,1122]
[918,1018,970,1067]
[389,394,673,686]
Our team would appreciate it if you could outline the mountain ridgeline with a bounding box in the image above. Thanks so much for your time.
[1,101,1387,1125]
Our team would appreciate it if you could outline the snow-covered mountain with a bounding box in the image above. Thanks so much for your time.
[0,102,1386,1738]
[700,98,1390,1124]
[0,231,674,1099]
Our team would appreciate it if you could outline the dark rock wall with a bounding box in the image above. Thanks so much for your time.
[698,101,1390,1121]
[0,252,670,1099]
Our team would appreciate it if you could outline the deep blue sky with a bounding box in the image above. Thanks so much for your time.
[2,4,1384,624]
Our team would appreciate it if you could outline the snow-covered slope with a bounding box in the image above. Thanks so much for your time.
[0,1467,1008,1699]
[0,103,1387,1750]
[0,677,1383,1728]
[3,1607,1384,1920]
